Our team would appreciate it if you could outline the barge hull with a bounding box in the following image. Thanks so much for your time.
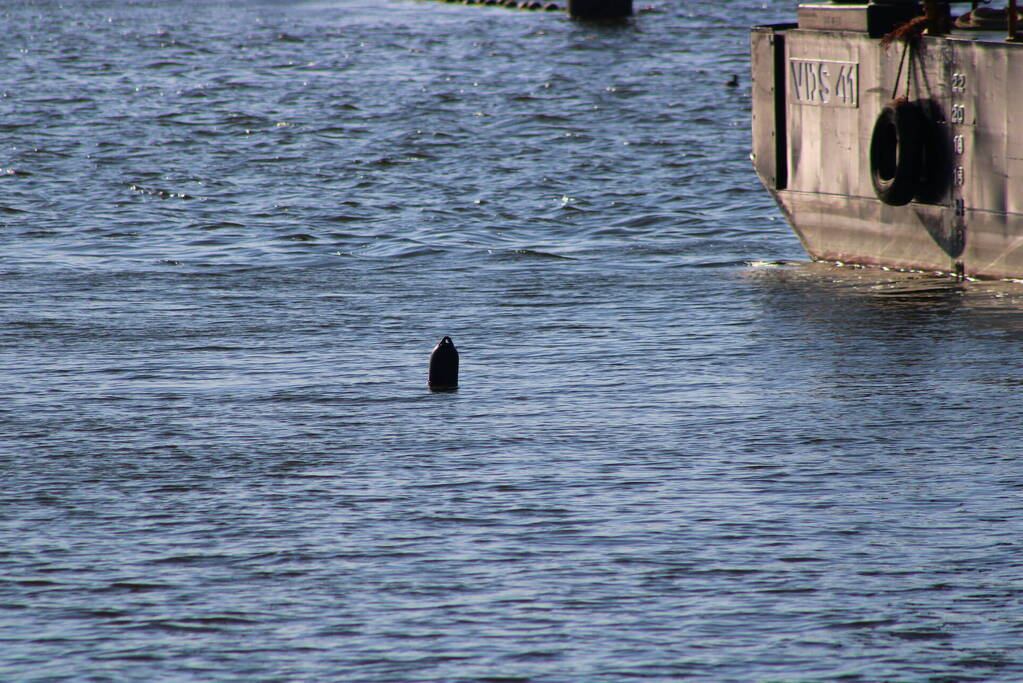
[751,15,1023,280]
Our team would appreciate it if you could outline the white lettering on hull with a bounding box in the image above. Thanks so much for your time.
[788,59,858,107]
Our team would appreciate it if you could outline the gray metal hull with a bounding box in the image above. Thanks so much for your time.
[751,17,1023,280]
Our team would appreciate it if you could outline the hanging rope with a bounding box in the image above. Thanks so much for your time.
[891,38,910,100]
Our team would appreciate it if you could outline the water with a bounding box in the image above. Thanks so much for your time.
[4,1,1023,680]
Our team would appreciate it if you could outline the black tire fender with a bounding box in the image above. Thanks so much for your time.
[869,99,925,206]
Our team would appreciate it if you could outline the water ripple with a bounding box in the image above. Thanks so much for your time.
[3,1,1023,682]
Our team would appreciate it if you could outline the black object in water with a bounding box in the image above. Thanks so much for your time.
[429,336,459,391]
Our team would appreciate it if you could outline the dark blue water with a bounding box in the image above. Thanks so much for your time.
[5,1,1023,681]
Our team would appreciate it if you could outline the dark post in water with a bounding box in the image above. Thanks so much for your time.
[567,0,632,19]
[428,336,459,391]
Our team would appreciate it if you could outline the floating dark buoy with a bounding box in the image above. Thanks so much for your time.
[428,336,459,391]
[567,0,631,18]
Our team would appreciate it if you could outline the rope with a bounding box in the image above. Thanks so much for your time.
[891,38,910,101]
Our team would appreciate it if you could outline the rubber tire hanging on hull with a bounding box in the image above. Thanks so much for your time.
[869,99,925,207]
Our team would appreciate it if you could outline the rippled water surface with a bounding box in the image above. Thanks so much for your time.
[5,1,1023,681]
